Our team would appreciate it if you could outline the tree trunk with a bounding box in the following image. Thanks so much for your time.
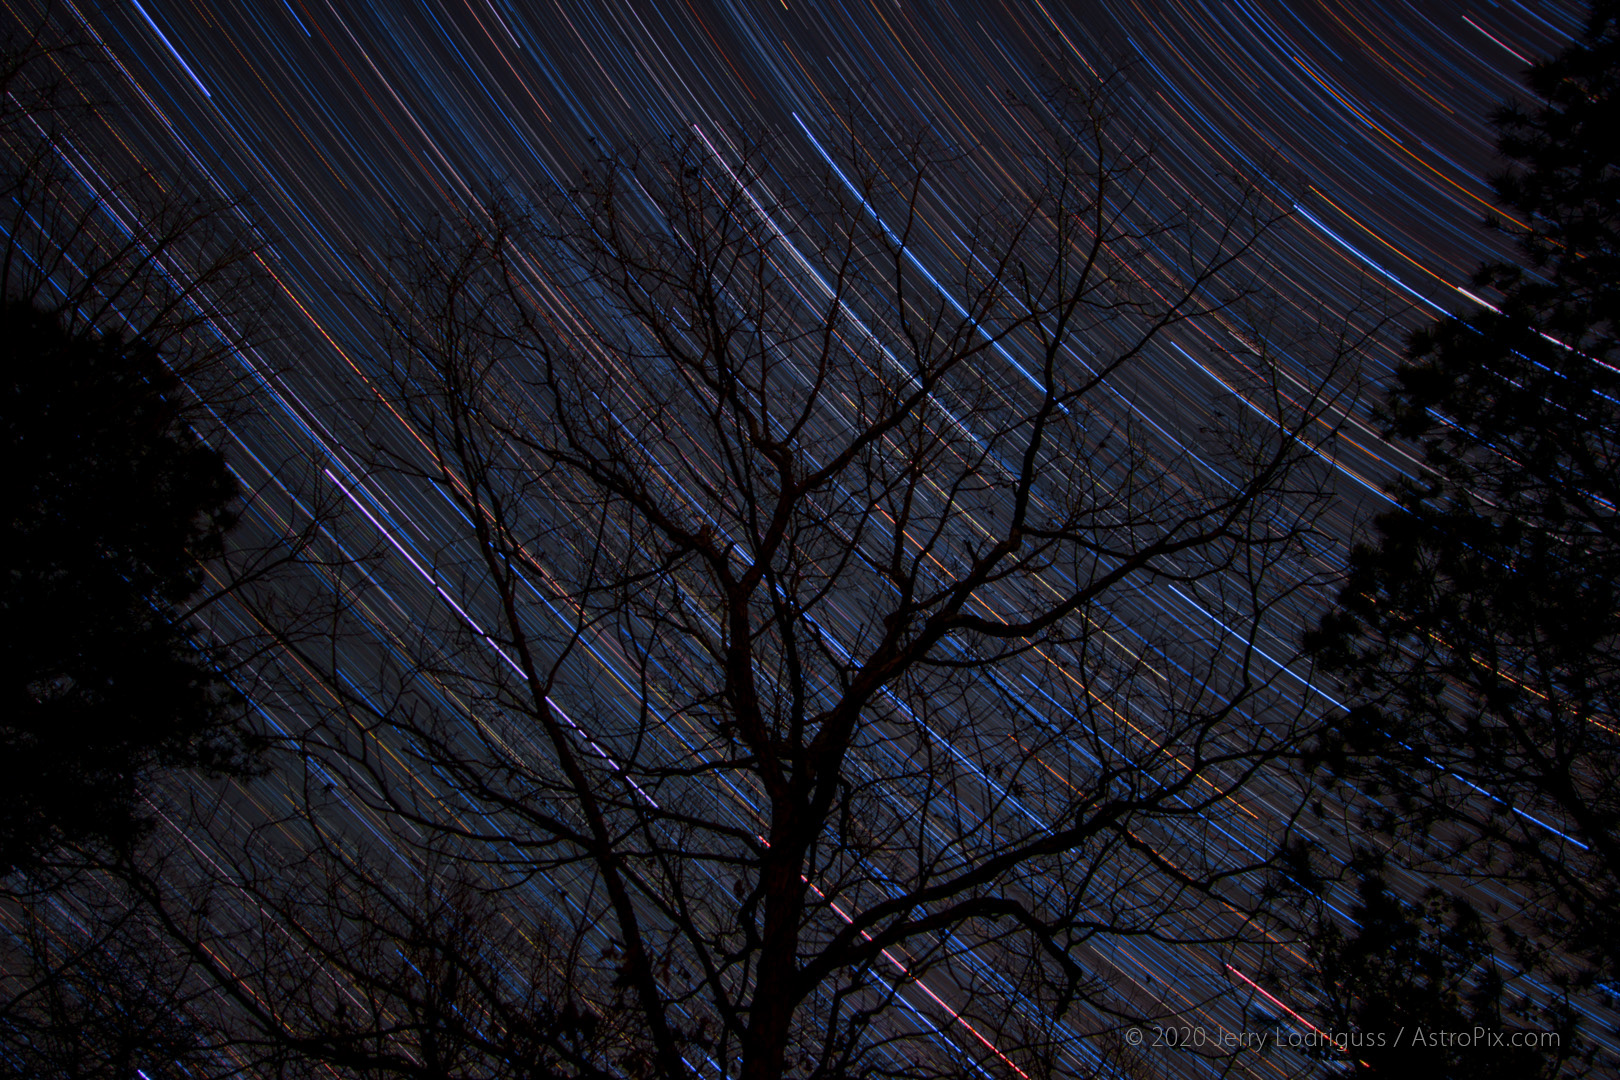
[742,840,808,1080]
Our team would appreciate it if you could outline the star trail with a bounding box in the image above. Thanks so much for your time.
[3,0,1612,1076]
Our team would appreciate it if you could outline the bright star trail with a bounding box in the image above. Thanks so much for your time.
[3,0,1610,1075]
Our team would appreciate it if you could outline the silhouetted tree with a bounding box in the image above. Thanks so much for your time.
[0,5,276,881]
[0,13,324,1078]
[0,880,232,1080]
[1305,872,1575,1079]
[1309,2,1620,974]
[170,75,1371,1078]
[1,300,256,875]
[0,4,270,413]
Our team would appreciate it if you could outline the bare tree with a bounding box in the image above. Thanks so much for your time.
[152,79,1362,1078]
[0,5,272,417]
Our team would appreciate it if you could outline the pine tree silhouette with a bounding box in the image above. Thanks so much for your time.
[2,301,259,877]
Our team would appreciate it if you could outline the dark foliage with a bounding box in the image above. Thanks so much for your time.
[1308,2,1620,973]
[1,301,257,877]
[1307,874,1571,1079]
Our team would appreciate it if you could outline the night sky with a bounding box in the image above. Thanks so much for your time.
[9,0,1607,1074]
